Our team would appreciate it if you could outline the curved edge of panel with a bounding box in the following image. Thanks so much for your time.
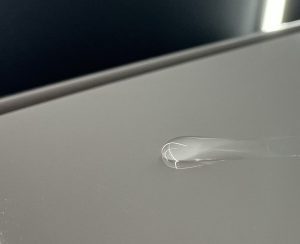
[1,20,300,115]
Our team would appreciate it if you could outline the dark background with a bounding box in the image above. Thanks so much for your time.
[1,0,299,97]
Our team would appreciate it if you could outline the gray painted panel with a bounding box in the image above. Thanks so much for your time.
[0,32,300,243]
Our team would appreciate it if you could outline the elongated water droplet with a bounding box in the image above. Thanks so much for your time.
[161,136,300,169]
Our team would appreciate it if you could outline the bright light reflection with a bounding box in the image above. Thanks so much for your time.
[261,0,287,32]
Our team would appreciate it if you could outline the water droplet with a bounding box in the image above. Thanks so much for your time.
[161,136,300,169]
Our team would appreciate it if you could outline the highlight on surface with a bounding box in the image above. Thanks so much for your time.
[161,136,300,169]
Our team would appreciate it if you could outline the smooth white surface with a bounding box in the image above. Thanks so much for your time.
[0,33,300,243]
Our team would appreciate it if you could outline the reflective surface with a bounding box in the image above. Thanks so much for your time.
[0,32,300,244]
[1,0,300,96]
[161,137,300,169]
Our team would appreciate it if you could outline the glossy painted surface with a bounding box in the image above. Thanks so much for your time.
[0,32,300,243]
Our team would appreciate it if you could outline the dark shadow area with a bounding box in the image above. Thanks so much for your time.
[0,0,298,96]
